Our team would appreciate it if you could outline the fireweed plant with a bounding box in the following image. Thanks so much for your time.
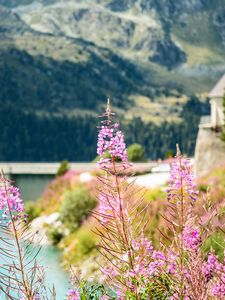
[93,100,157,299]
[162,149,225,300]
[89,103,224,299]
[0,173,54,300]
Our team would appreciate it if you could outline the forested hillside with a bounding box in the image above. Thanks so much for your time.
[0,98,209,161]
[0,0,223,161]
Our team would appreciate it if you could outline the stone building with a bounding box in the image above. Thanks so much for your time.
[209,73,225,128]
[194,74,225,177]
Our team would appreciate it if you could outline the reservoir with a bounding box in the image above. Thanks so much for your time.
[37,245,70,299]
[0,243,70,299]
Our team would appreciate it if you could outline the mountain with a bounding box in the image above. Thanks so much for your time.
[4,0,225,71]
[0,0,223,161]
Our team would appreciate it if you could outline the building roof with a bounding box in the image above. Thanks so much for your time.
[209,73,225,98]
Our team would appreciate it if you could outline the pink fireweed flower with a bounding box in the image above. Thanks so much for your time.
[98,194,112,224]
[102,265,118,278]
[97,126,113,157]
[211,280,225,298]
[201,252,225,298]
[166,251,177,275]
[98,192,124,224]
[170,293,189,300]
[132,237,153,254]
[0,178,24,219]
[147,250,167,276]
[208,261,225,297]
[116,290,126,300]
[167,261,177,275]
[152,250,166,261]
[182,226,201,251]
[100,296,109,300]
[202,253,222,280]
[97,102,128,168]
[97,123,128,167]
[167,153,198,204]
[98,157,111,169]
[68,288,79,300]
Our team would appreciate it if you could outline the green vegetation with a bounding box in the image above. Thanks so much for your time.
[0,104,98,162]
[0,47,144,113]
[76,281,114,300]
[197,164,225,204]
[127,143,145,162]
[93,151,111,163]
[47,227,64,246]
[74,229,96,259]
[25,201,41,223]
[56,160,70,177]
[203,231,225,261]
[0,97,209,161]
[125,96,210,159]
[60,187,97,232]
[145,188,167,203]
[62,228,96,264]
[197,164,225,259]
[165,150,174,158]
[59,226,98,268]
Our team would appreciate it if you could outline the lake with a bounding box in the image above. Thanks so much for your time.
[0,242,70,299]
[38,245,70,299]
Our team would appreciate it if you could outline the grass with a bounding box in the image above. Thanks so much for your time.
[173,40,224,67]
[203,231,225,260]
[125,94,187,124]
[14,34,89,63]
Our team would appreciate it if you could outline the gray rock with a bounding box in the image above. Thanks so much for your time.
[150,38,186,69]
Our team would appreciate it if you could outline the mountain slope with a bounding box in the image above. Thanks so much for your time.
[10,0,225,70]
[0,0,223,161]
[0,45,147,113]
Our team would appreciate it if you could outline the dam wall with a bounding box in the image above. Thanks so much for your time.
[194,127,225,177]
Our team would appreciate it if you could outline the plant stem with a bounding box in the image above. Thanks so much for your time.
[3,179,32,300]
[106,103,139,299]
[112,159,139,299]
[179,156,184,300]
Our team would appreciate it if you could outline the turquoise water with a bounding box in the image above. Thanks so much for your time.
[36,245,70,299]
[0,242,70,299]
